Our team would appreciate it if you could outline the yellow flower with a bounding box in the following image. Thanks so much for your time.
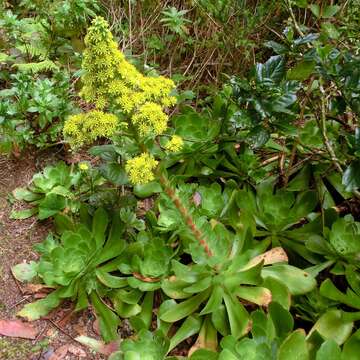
[79,16,176,138]
[63,110,118,148]
[79,162,89,171]
[125,153,159,185]
[131,102,168,137]
[165,135,183,152]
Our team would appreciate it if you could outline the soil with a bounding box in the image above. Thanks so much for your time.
[0,153,105,360]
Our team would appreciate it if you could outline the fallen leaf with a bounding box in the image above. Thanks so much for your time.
[74,322,87,336]
[67,344,86,357]
[57,307,75,328]
[0,319,38,339]
[11,261,38,282]
[41,347,55,360]
[49,345,68,360]
[76,335,120,355]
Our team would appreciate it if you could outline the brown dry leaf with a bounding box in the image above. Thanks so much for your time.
[23,284,53,294]
[57,308,75,328]
[67,344,86,357]
[74,322,87,336]
[48,345,68,360]
[48,344,86,360]
[34,292,49,299]
[133,272,160,283]
[0,319,38,339]
[244,247,288,269]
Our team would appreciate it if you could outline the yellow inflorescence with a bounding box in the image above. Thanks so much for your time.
[165,135,184,152]
[125,153,159,185]
[131,102,168,137]
[63,110,118,147]
[79,16,176,137]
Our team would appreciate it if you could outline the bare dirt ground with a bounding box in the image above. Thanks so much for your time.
[0,154,105,360]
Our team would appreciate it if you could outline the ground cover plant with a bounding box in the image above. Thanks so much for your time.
[1,0,360,359]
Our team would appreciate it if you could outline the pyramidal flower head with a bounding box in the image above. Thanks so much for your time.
[80,16,176,137]
[125,153,159,185]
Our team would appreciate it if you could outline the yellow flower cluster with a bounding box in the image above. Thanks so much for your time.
[80,16,176,137]
[131,102,168,137]
[165,135,184,152]
[125,153,159,185]
[63,110,118,147]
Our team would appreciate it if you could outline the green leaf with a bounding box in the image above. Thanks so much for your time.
[120,330,169,359]
[96,269,128,288]
[247,126,270,148]
[321,22,340,39]
[223,293,251,339]
[134,181,162,198]
[343,161,360,191]
[90,292,120,343]
[100,162,127,185]
[269,302,293,338]
[130,291,154,332]
[92,208,109,248]
[200,285,224,315]
[38,194,66,219]
[190,349,218,360]
[11,261,38,282]
[159,289,211,322]
[322,5,340,18]
[342,329,360,359]
[261,264,316,295]
[309,4,320,18]
[17,290,62,320]
[261,55,285,83]
[310,310,353,345]
[211,305,230,337]
[278,329,309,360]
[329,216,360,257]
[13,187,41,202]
[169,315,202,350]
[114,299,141,318]
[263,277,291,309]
[320,279,360,310]
[10,207,37,219]
[287,61,316,81]
[316,340,341,360]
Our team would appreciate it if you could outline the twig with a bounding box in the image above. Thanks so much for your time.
[47,319,77,342]
[8,295,32,310]
[260,155,280,167]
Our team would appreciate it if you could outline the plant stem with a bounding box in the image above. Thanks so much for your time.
[159,175,213,257]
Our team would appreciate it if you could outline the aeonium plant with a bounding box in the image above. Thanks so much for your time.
[62,16,183,188]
